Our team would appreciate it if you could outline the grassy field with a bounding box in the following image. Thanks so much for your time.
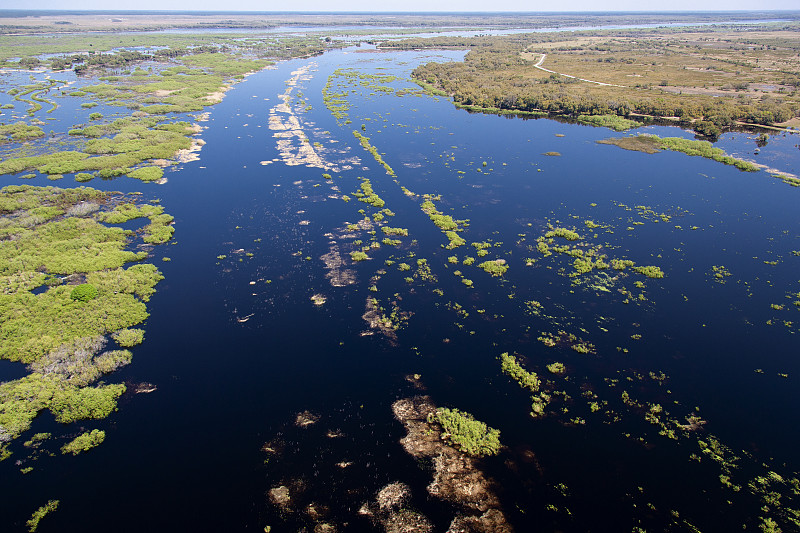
[395,23,800,135]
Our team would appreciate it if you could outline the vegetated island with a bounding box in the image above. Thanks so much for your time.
[597,134,760,172]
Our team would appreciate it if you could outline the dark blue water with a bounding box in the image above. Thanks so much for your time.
[2,45,800,532]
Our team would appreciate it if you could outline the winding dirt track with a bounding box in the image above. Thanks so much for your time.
[532,53,627,88]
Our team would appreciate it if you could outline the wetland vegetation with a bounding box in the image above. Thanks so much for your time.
[0,184,169,461]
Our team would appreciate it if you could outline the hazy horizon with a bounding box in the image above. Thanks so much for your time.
[1,4,798,14]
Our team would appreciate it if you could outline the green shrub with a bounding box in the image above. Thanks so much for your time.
[632,265,665,279]
[128,166,164,182]
[70,283,98,302]
[49,383,126,423]
[0,122,45,143]
[111,328,144,347]
[61,429,105,455]
[26,499,59,532]
[478,260,508,277]
[500,353,540,392]
[430,407,501,457]
[545,227,580,241]
[577,114,640,131]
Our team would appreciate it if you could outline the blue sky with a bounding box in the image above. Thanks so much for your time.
[2,1,798,12]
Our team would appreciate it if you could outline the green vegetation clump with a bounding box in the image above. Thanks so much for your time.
[70,283,98,302]
[478,260,508,277]
[350,251,369,262]
[632,265,665,279]
[0,121,45,143]
[429,407,501,457]
[352,131,396,177]
[128,166,164,182]
[600,134,759,172]
[23,432,51,448]
[355,179,385,208]
[0,376,126,442]
[61,429,105,455]
[545,227,580,241]
[578,114,640,131]
[49,383,126,423]
[421,197,467,249]
[0,185,167,450]
[711,265,732,283]
[547,362,566,374]
[97,202,161,224]
[572,343,592,354]
[94,349,133,374]
[772,173,800,187]
[500,353,540,392]
[26,500,59,532]
[536,221,663,282]
[658,136,759,172]
[111,328,144,347]
[142,213,175,244]
[381,226,409,236]
[86,264,163,302]
[1,117,196,179]
[611,259,635,270]
[323,68,400,122]
[414,78,448,96]
[1,210,141,276]
[422,199,458,231]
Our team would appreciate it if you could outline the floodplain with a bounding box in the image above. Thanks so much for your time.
[1,10,800,533]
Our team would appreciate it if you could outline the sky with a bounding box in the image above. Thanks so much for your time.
[1,1,798,12]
